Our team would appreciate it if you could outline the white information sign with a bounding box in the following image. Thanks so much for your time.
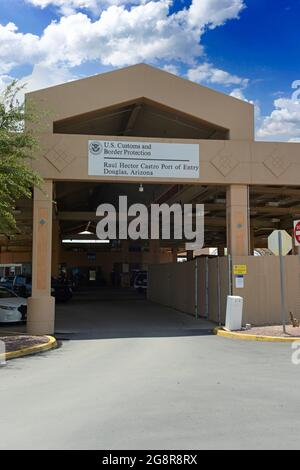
[88,140,200,179]
[235,275,244,289]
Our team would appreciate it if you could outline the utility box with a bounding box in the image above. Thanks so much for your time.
[225,296,243,331]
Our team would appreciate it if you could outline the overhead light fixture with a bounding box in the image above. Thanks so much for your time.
[139,184,144,193]
[78,230,94,235]
[78,221,93,235]
[267,201,280,207]
[215,198,226,204]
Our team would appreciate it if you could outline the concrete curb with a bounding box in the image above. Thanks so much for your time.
[0,336,57,361]
[213,327,300,343]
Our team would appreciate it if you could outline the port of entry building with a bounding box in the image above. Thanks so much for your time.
[1,64,300,334]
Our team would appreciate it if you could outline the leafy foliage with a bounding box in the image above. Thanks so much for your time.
[0,81,43,234]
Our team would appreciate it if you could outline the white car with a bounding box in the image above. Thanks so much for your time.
[0,287,27,323]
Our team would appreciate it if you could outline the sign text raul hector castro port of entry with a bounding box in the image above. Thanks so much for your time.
[88,140,200,179]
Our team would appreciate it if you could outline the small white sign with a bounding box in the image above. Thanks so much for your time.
[235,275,244,289]
[88,140,200,179]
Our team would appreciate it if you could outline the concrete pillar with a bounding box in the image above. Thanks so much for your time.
[172,248,178,263]
[51,218,61,278]
[27,181,55,335]
[250,227,255,255]
[121,240,129,262]
[226,185,250,256]
[218,245,226,256]
[150,240,160,264]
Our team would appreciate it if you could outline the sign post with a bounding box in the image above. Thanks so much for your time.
[293,220,300,320]
[278,231,287,334]
[268,230,292,334]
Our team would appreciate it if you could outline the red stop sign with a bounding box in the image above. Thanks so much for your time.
[294,220,300,246]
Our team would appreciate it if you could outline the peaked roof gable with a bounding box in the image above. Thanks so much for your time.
[27,64,254,140]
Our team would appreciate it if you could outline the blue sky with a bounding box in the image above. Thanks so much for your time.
[0,0,299,141]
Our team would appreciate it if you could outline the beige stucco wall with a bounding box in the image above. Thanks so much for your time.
[148,260,196,315]
[232,255,300,326]
[27,64,254,141]
[148,256,300,327]
[20,64,300,334]
[24,63,299,187]
[30,133,300,187]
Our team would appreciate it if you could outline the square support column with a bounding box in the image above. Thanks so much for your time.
[172,248,178,263]
[149,240,160,264]
[218,245,226,256]
[226,184,250,256]
[27,180,55,335]
[51,218,61,278]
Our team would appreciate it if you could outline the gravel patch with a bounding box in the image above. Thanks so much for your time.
[0,335,50,353]
[237,325,300,338]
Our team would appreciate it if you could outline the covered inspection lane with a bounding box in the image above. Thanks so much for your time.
[1,63,300,334]
[54,290,214,340]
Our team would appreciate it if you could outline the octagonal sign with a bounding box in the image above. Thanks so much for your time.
[294,220,300,247]
[268,230,292,256]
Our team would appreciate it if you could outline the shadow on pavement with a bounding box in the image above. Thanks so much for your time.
[54,288,215,341]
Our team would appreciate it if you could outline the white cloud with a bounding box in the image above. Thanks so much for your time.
[0,0,246,97]
[25,0,130,15]
[187,0,245,28]
[230,87,249,100]
[0,65,77,103]
[162,64,180,75]
[0,1,245,72]
[230,87,261,129]
[257,95,300,141]
[0,23,40,73]
[187,63,248,87]
[0,74,14,94]
[26,0,245,21]
[36,4,201,67]
[20,64,76,92]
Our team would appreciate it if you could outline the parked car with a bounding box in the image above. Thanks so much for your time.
[51,278,73,302]
[0,287,27,323]
[12,275,32,298]
[133,271,148,293]
[0,276,15,290]
[0,275,73,302]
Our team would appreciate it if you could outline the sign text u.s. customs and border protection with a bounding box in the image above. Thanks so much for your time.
[88,140,200,179]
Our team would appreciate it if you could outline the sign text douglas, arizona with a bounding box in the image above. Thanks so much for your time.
[88,140,200,179]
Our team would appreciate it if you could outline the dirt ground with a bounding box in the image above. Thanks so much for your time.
[0,335,49,353]
[237,325,300,338]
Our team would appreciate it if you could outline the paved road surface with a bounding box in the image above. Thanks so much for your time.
[1,295,299,450]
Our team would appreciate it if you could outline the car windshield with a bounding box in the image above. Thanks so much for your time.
[0,288,17,299]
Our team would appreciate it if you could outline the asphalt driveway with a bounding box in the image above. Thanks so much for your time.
[0,292,300,450]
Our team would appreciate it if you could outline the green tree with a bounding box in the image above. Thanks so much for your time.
[0,81,43,234]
